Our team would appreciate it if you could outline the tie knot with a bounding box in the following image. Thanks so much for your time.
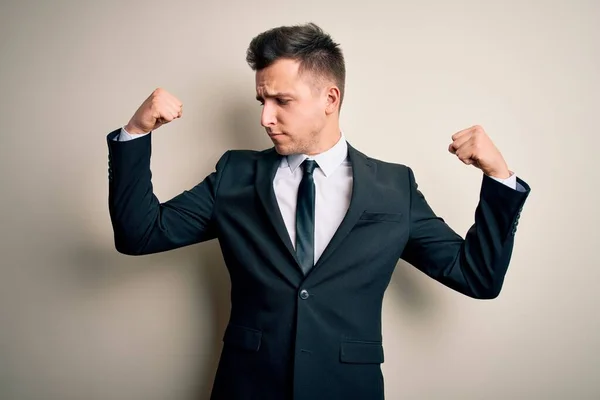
[302,159,318,175]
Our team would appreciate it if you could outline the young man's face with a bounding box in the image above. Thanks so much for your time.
[255,58,330,155]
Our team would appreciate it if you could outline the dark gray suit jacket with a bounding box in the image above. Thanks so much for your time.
[106,128,530,400]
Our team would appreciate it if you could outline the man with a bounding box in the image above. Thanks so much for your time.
[106,23,530,400]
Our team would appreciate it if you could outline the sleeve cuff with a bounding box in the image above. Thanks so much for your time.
[114,126,151,141]
[488,171,517,190]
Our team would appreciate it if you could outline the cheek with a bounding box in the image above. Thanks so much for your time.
[282,103,324,134]
[298,103,323,124]
[307,105,326,129]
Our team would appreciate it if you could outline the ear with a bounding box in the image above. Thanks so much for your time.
[324,86,341,115]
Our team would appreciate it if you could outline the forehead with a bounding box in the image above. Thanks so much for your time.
[255,58,303,92]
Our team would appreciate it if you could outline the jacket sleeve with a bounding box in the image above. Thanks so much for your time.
[400,167,531,299]
[106,128,230,256]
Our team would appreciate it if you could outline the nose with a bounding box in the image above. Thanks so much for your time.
[260,102,276,128]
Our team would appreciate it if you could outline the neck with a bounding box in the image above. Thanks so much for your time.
[306,120,342,156]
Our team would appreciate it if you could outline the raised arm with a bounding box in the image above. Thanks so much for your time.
[400,125,531,298]
[107,88,230,255]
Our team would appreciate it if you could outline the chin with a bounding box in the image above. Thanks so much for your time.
[274,145,293,155]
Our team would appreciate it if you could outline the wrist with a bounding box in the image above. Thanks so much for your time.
[123,123,148,135]
[487,168,511,179]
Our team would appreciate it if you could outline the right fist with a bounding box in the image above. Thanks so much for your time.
[124,88,183,134]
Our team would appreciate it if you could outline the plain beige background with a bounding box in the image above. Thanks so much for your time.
[1,0,598,399]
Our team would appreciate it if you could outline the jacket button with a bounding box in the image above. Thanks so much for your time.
[299,289,309,300]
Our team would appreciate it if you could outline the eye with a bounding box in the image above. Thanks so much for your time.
[276,98,289,106]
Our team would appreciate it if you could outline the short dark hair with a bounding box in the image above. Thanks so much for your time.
[246,22,346,109]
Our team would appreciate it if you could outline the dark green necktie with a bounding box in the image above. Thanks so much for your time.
[296,159,318,275]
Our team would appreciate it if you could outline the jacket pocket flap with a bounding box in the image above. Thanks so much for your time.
[340,341,384,364]
[359,211,403,223]
[223,324,262,351]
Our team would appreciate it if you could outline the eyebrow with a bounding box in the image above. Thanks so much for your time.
[256,92,295,101]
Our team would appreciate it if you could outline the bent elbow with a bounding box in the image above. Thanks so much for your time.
[114,236,145,256]
[471,280,504,299]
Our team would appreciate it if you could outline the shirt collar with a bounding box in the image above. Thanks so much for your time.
[281,132,348,177]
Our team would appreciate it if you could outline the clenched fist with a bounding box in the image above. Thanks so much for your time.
[124,88,183,134]
[448,125,511,179]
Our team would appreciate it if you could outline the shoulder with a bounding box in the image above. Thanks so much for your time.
[213,147,278,173]
[349,144,412,177]
[226,147,275,161]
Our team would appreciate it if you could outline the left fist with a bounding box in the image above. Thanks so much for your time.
[448,125,510,179]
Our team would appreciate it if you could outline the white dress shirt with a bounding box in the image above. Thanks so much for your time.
[273,134,352,263]
[115,128,521,263]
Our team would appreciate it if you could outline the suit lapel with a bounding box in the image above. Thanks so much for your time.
[311,143,375,272]
[255,148,303,274]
